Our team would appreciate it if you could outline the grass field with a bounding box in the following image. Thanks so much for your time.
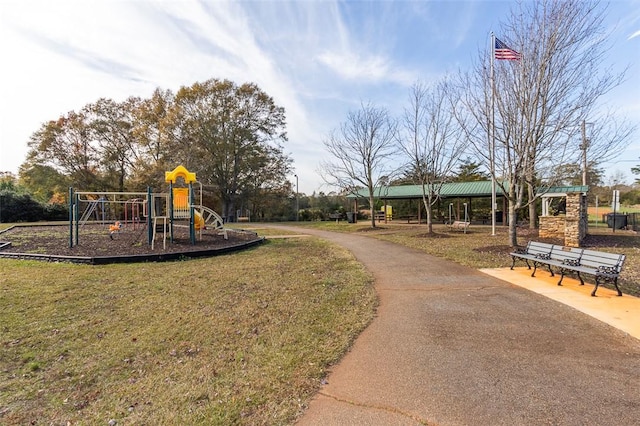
[0,237,376,425]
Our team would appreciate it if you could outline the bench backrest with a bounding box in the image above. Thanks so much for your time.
[579,249,625,272]
[525,241,553,256]
[549,245,583,263]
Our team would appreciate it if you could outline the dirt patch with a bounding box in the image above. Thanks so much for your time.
[0,224,260,258]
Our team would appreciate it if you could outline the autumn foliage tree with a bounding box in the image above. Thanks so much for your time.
[25,111,101,190]
[20,79,292,220]
[167,79,290,221]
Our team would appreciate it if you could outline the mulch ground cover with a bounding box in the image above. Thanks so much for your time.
[0,223,260,259]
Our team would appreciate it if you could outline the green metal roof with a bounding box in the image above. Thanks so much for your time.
[346,181,506,199]
[346,181,588,199]
[536,185,588,195]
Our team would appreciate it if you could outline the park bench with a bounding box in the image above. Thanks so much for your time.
[447,221,470,231]
[328,213,344,222]
[556,248,626,297]
[510,241,626,296]
[510,241,554,272]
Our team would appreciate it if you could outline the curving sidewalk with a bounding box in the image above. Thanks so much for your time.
[263,225,640,425]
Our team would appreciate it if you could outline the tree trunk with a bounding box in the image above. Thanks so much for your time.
[527,183,537,229]
[423,197,433,234]
[369,195,376,228]
[508,185,519,247]
[508,202,519,247]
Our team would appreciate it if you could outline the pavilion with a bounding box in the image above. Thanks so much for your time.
[346,180,508,224]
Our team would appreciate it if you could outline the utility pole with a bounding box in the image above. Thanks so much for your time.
[581,120,588,186]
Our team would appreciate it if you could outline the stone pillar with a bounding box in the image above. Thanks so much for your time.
[564,192,584,247]
[537,190,587,247]
[580,194,588,242]
[539,216,565,239]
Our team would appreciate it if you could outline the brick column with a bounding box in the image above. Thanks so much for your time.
[564,192,584,247]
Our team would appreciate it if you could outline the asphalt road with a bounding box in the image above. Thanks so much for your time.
[265,226,640,426]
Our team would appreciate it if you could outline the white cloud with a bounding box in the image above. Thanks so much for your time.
[317,50,416,86]
[1,0,638,193]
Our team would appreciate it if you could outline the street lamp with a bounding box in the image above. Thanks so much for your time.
[294,174,299,222]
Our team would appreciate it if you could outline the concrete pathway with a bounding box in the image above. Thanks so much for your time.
[262,226,640,425]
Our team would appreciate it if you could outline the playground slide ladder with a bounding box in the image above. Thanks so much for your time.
[78,201,98,225]
[78,198,109,227]
[195,205,228,240]
[152,216,168,250]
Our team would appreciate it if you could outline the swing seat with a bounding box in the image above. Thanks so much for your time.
[109,221,122,239]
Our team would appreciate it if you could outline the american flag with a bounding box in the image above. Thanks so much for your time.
[495,37,521,60]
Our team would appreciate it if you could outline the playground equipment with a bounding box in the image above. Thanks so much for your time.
[164,165,227,244]
[108,221,122,239]
[78,196,109,226]
[68,165,227,249]
[69,188,165,248]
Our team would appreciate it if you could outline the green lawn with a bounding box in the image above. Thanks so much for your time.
[0,237,376,425]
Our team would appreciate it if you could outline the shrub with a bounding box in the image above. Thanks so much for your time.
[0,190,43,222]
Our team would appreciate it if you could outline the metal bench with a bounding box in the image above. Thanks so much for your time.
[537,244,584,280]
[328,213,344,222]
[556,248,625,297]
[510,241,625,296]
[446,221,470,232]
[510,241,554,273]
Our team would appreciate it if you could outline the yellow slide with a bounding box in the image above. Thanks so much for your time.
[194,211,206,230]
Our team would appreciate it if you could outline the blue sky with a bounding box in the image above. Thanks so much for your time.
[1,0,638,194]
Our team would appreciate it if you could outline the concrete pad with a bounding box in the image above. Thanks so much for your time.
[482,267,640,341]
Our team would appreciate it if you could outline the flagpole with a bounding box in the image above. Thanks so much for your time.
[490,32,496,236]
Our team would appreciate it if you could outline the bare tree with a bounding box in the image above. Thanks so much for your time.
[320,102,398,227]
[458,0,633,246]
[399,79,466,233]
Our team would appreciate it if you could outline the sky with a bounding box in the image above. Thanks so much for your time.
[1,0,639,194]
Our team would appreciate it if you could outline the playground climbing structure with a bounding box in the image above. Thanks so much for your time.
[68,165,227,249]
[164,165,227,244]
